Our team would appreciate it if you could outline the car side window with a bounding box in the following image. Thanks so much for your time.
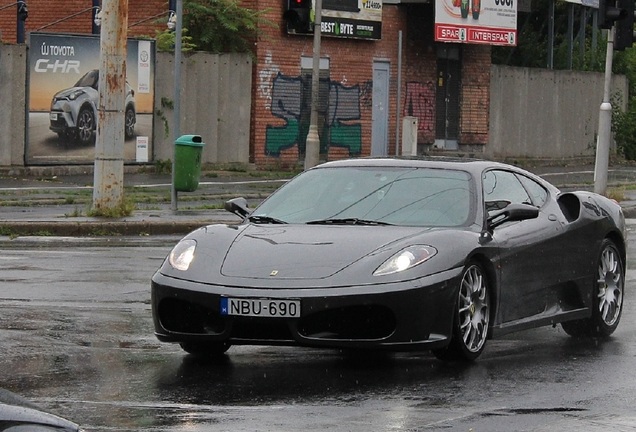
[482,170,532,212]
[516,174,548,207]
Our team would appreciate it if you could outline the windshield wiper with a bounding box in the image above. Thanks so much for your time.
[248,215,287,224]
[306,218,392,226]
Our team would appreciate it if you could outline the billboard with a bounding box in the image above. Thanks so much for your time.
[434,0,517,46]
[27,33,155,165]
[321,0,382,40]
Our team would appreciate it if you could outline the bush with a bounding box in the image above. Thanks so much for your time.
[613,97,636,160]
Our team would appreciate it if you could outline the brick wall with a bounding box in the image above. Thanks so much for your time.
[0,0,168,43]
[460,44,491,146]
[252,0,407,167]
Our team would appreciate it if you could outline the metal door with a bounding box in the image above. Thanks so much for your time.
[372,61,390,156]
[435,47,461,150]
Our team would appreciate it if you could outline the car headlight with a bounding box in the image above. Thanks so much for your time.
[373,245,437,276]
[169,239,196,271]
[68,89,85,101]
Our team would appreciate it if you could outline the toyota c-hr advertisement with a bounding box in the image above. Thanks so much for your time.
[49,69,136,146]
[28,33,155,164]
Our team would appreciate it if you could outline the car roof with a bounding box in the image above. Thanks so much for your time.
[313,157,514,174]
[311,157,558,193]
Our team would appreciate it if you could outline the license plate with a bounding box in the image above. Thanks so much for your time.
[49,112,58,121]
[220,297,300,318]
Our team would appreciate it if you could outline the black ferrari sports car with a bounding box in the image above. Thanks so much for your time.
[151,158,626,361]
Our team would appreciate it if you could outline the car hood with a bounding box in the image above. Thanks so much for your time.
[0,389,80,431]
[218,224,428,279]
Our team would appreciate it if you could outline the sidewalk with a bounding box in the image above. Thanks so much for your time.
[1,162,636,237]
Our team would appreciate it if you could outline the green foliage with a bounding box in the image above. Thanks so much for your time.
[611,48,636,160]
[492,0,606,72]
[183,0,274,53]
[88,197,135,218]
[155,27,197,52]
[612,95,636,160]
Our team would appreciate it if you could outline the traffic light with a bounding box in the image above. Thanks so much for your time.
[17,0,27,21]
[284,0,312,34]
[615,0,636,50]
[598,0,626,29]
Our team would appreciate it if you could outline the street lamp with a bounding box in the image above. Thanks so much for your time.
[93,7,102,27]
[92,8,176,30]
[167,10,176,30]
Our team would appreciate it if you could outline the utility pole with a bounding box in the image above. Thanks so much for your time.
[93,0,128,212]
[594,27,614,195]
[304,0,322,170]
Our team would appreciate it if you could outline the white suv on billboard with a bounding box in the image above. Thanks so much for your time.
[49,69,136,145]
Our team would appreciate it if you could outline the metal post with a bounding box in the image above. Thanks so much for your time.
[567,3,574,69]
[304,0,323,170]
[93,0,128,211]
[594,27,615,195]
[548,0,554,69]
[16,0,26,43]
[171,0,183,210]
[396,30,402,156]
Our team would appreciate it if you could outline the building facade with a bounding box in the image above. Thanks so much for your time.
[0,0,492,167]
[248,0,491,167]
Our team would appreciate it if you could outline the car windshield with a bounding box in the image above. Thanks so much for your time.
[74,70,98,89]
[252,166,475,227]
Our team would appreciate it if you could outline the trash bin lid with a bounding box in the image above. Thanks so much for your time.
[175,134,205,147]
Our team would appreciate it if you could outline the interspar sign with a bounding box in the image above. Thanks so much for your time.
[435,0,517,46]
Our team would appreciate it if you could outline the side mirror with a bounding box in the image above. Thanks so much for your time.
[224,197,250,218]
[487,203,539,230]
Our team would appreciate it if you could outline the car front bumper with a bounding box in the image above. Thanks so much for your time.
[151,268,462,351]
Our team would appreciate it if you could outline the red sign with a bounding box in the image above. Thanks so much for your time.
[435,24,516,46]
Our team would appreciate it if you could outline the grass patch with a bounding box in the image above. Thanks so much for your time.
[606,187,626,202]
[87,197,136,218]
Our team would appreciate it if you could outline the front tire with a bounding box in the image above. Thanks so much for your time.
[561,238,624,337]
[76,106,96,145]
[434,263,490,362]
[124,106,136,139]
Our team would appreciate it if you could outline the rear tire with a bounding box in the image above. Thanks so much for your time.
[180,342,231,357]
[433,262,490,362]
[561,238,624,338]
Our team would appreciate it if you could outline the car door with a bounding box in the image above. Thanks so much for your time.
[483,169,564,324]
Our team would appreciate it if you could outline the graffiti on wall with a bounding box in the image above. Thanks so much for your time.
[265,72,364,157]
[404,81,435,133]
[258,53,280,110]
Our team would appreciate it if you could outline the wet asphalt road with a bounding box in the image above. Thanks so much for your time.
[1,230,636,432]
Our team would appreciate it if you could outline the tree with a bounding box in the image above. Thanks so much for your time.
[183,0,273,53]
[492,0,606,72]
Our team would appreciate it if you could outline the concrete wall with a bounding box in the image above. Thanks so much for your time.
[153,51,252,165]
[0,45,26,166]
[0,44,629,167]
[487,65,629,160]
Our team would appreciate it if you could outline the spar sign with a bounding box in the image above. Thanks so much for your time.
[435,0,517,46]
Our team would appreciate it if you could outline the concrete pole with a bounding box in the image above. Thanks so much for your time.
[93,0,128,211]
[594,27,614,195]
[304,0,322,170]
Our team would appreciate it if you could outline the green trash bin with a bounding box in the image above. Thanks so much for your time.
[174,134,205,192]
